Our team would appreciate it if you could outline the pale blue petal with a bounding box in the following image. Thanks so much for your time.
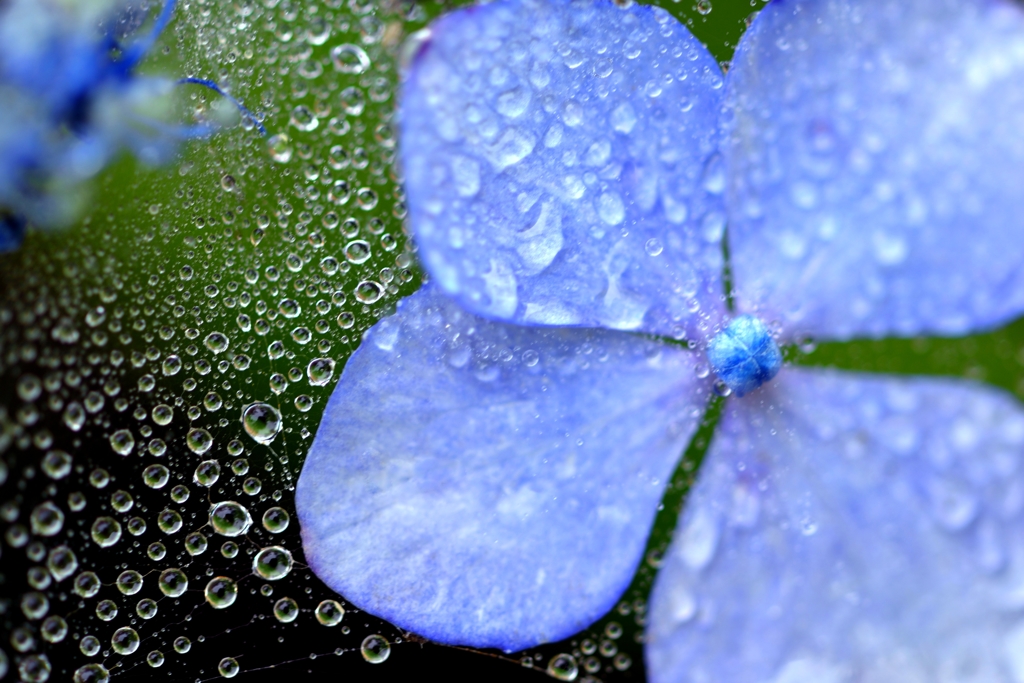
[296,285,711,651]
[400,0,726,339]
[725,0,1024,341]
[647,368,1024,683]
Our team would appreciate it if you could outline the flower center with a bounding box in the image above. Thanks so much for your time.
[706,315,782,397]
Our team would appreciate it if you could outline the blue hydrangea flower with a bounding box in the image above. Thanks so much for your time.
[0,0,263,252]
[297,0,1024,679]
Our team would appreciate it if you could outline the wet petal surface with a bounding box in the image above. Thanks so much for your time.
[725,0,1024,341]
[297,285,711,651]
[648,368,1024,683]
[401,0,726,339]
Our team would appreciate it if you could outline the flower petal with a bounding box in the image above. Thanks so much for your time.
[401,0,726,339]
[647,368,1024,682]
[296,285,711,651]
[725,0,1024,341]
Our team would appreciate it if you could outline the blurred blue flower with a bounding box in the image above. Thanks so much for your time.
[0,0,263,252]
[298,0,1024,679]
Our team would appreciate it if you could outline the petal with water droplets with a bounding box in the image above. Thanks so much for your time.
[647,368,1024,683]
[297,285,711,651]
[725,0,1024,341]
[401,0,726,340]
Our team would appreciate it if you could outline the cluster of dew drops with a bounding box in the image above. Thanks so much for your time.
[0,0,434,680]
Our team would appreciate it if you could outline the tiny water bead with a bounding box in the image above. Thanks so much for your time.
[111,627,140,655]
[173,636,191,654]
[47,545,77,581]
[95,600,117,621]
[205,577,238,609]
[194,460,221,487]
[159,568,188,597]
[185,531,209,556]
[360,635,390,663]
[73,572,100,598]
[209,501,252,536]
[186,428,213,455]
[143,463,170,488]
[90,516,121,547]
[108,429,134,456]
[73,664,108,683]
[315,599,345,626]
[78,637,101,656]
[253,546,293,580]
[157,509,183,534]
[218,657,240,678]
[152,404,173,425]
[30,502,63,536]
[706,315,783,397]
[116,570,143,595]
[204,332,230,354]
[41,449,72,479]
[241,402,283,445]
[40,616,67,643]
[547,653,579,681]
[273,597,299,623]
[307,358,335,386]
[262,507,290,533]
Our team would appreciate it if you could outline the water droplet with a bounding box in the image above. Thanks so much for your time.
[355,281,383,304]
[63,402,85,431]
[173,637,191,654]
[157,509,183,534]
[185,531,208,556]
[331,43,370,73]
[204,332,230,354]
[344,239,371,264]
[696,0,712,14]
[73,664,108,683]
[187,428,213,455]
[273,597,299,623]
[152,404,173,426]
[194,460,221,487]
[47,546,77,581]
[311,599,344,626]
[205,577,238,609]
[146,651,164,668]
[73,571,100,598]
[116,570,143,595]
[40,448,71,481]
[143,464,170,488]
[307,358,335,386]
[40,615,67,643]
[254,546,293,580]
[158,568,188,598]
[340,86,366,116]
[111,627,140,655]
[136,599,158,619]
[109,429,134,456]
[290,104,317,132]
[547,654,579,681]
[30,502,64,536]
[209,501,252,537]
[262,507,290,533]
[218,657,240,678]
[241,403,283,445]
[360,635,390,663]
[645,238,664,256]
[267,133,293,163]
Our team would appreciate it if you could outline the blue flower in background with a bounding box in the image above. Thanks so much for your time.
[298,0,1024,679]
[0,0,264,253]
